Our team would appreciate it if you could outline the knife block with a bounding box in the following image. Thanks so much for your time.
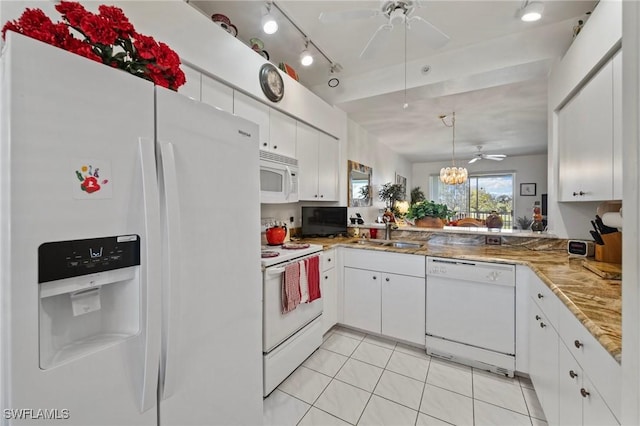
[595,232,622,264]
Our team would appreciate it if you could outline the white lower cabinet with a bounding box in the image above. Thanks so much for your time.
[529,302,560,426]
[381,273,425,345]
[342,249,425,345]
[559,341,619,426]
[527,270,620,426]
[320,249,337,334]
[343,267,381,334]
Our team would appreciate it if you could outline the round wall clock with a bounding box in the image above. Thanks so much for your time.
[259,63,284,103]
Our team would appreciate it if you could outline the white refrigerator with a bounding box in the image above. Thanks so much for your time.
[0,33,263,425]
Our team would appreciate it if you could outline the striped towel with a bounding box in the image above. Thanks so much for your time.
[305,256,321,302]
[299,260,309,303]
[282,262,301,314]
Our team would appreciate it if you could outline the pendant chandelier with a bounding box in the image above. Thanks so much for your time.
[439,112,468,185]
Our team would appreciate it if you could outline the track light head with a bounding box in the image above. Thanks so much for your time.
[520,1,543,22]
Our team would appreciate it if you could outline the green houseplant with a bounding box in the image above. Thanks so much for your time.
[406,200,453,228]
[378,182,405,212]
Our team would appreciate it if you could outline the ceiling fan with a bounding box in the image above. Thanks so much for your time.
[468,146,507,164]
[319,0,450,59]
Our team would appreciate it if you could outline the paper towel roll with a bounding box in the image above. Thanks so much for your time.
[602,212,623,229]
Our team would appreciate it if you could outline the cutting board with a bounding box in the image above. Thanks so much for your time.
[582,259,622,280]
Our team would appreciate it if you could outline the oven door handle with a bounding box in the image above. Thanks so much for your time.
[267,267,286,276]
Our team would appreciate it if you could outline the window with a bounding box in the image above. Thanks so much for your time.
[430,173,515,229]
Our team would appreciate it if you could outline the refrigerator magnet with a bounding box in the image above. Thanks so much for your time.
[73,160,113,200]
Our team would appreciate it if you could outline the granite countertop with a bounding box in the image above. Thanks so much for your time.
[300,235,622,363]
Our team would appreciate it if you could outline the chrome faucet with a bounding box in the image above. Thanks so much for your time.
[383,217,393,240]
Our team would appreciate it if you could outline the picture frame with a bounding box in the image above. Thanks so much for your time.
[395,173,407,198]
[520,183,536,196]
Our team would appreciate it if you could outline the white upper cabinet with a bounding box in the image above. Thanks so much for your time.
[297,123,338,201]
[201,74,233,113]
[179,65,202,101]
[269,109,297,159]
[557,51,622,202]
[234,93,296,158]
[612,51,622,200]
[234,91,270,150]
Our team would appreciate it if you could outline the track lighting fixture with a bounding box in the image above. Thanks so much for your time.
[519,1,544,22]
[262,3,278,34]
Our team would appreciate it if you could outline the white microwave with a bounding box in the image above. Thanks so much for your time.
[259,150,299,204]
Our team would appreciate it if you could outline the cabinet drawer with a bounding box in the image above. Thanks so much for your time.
[343,249,425,277]
[557,303,621,421]
[529,275,559,327]
[321,249,336,272]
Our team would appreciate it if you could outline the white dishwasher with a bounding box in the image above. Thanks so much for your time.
[426,256,516,377]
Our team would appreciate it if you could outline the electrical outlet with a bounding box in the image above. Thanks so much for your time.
[485,235,502,245]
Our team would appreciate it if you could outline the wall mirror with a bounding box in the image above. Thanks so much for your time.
[348,160,372,207]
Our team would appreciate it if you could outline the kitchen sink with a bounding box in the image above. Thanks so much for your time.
[350,239,423,249]
[351,239,388,246]
[387,241,423,249]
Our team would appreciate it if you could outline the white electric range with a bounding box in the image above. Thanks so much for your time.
[260,242,324,396]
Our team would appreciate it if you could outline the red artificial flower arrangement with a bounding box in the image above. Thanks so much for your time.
[2,1,186,91]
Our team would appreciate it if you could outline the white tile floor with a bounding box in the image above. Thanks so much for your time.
[264,326,548,426]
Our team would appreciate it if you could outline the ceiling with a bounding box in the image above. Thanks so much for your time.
[190,0,597,163]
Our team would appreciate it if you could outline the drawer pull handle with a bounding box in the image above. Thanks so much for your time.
[372,276,377,280]
[385,278,390,282]
[537,293,544,299]
[573,191,586,196]
[328,258,331,262]
[569,370,578,379]
[580,388,590,398]
[535,315,541,321]
[540,322,546,328]
[324,276,328,280]
[574,340,583,349]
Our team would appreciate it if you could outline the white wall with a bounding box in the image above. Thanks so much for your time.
[547,0,622,239]
[412,154,548,225]
[346,119,412,224]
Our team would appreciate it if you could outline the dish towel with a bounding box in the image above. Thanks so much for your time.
[299,260,309,303]
[305,255,321,302]
[282,262,301,314]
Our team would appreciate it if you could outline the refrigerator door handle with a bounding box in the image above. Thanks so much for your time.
[158,141,182,401]
[138,137,162,413]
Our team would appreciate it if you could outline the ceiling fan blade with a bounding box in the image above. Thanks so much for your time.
[468,157,480,164]
[407,16,450,49]
[319,9,379,24]
[486,156,506,161]
[360,23,393,60]
[485,154,507,159]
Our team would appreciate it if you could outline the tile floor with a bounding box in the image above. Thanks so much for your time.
[264,326,548,426]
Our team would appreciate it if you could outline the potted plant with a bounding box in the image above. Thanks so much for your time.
[378,182,405,214]
[410,186,426,205]
[406,200,454,228]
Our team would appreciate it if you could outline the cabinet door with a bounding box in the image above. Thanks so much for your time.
[582,375,620,426]
[529,304,559,425]
[179,65,201,101]
[296,122,320,200]
[317,133,339,201]
[321,266,337,335]
[612,50,622,200]
[269,109,297,158]
[558,60,614,201]
[558,341,583,426]
[201,74,233,113]
[234,92,270,148]
[381,273,425,345]
[343,267,381,334]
